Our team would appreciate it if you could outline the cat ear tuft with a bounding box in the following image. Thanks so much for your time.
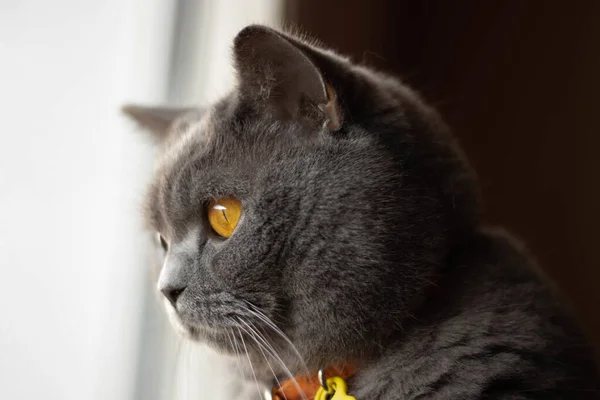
[121,105,193,139]
[233,25,342,131]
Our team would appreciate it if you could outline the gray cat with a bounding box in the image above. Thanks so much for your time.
[124,25,599,399]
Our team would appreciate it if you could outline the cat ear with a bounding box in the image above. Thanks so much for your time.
[121,105,194,139]
[233,25,343,131]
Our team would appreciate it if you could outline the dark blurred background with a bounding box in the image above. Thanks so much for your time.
[287,0,600,353]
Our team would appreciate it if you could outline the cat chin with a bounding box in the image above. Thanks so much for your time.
[164,299,196,339]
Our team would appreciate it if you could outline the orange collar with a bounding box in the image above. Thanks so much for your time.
[272,365,356,400]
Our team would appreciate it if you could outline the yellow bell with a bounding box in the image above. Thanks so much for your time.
[314,376,356,400]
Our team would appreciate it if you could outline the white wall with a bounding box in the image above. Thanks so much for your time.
[0,1,175,399]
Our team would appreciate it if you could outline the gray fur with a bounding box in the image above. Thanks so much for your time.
[126,25,599,398]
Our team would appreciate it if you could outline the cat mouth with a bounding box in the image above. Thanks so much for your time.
[164,305,236,352]
[166,297,287,356]
[175,314,278,358]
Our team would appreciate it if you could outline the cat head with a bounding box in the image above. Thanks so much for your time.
[124,25,478,373]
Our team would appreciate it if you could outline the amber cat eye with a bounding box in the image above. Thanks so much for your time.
[208,198,242,238]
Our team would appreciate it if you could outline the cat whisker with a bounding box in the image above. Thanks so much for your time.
[243,303,309,375]
[244,320,301,385]
[236,320,288,400]
[238,317,307,400]
[237,326,263,400]
[170,336,184,399]
[225,326,249,399]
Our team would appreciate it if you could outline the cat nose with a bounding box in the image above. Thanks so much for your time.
[161,285,186,306]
